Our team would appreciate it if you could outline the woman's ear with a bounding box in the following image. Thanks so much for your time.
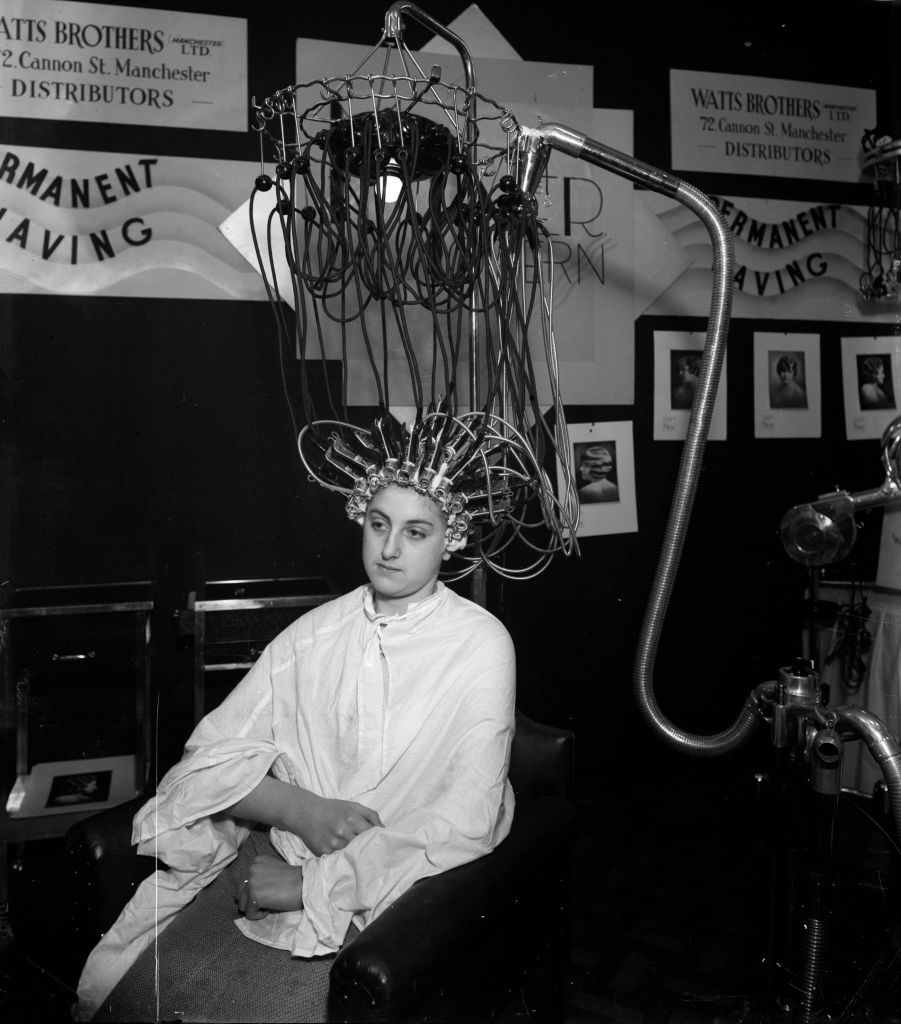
[444,534,467,556]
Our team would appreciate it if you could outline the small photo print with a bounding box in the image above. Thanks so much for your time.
[753,333,821,439]
[653,331,727,441]
[45,770,112,808]
[841,336,901,439]
[10,754,137,819]
[670,350,702,410]
[574,440,619,504]
[856,353,896,410]
[559,421,637,537]
[768,351,809,409]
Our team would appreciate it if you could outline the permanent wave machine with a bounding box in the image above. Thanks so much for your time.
[241,4,901,1020]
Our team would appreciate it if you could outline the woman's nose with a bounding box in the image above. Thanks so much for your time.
[382,529,400,558]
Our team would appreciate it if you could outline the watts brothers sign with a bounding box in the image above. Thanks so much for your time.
[0,0,246,131]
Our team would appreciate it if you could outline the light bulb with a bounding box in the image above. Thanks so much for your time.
[378,159,403,204]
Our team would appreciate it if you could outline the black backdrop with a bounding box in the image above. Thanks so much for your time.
[1,0,898,784]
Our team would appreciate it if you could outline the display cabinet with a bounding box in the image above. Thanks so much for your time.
[179,577,335,722]
[1,582,153,817]
[0,581,153,946]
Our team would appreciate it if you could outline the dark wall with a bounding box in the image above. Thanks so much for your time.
[2,0,897,785]
[7,294,358,584]
[504,314,890,789]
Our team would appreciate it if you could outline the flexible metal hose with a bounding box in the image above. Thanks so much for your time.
[831,705,901,843]
[631,182,765,755]
[527,127,759,753]
[797,914,829,1022]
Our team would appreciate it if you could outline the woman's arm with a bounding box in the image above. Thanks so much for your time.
[228,778,384,919]
[226,776,383,856]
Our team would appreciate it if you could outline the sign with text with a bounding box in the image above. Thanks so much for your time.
[670,69,875,183]
[0,143,265,299]
[0,0,247,131]
[641,192,900,324]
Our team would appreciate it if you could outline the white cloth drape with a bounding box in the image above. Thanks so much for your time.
[76,582,516,1020]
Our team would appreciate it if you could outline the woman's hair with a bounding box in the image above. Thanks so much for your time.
[675,354,701,375]
[578,445,613,480]
[581,445,612,463]
[862,355,886,382]
[776,354,799,376]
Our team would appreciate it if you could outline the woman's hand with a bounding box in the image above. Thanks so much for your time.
[237,855,304,920]
[226,777,383,855]
[298,796,383,856]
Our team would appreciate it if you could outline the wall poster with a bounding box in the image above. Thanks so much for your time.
[0,144,265,299]
[670,69,875,183]
[641,193,898,325]
[0,0,247,131]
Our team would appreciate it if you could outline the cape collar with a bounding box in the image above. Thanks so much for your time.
[362,580,447,631]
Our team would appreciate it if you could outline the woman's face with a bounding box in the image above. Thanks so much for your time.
[362,484,460,614]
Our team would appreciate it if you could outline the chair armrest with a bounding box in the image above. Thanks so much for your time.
[328,795,578,1023]
[509,712,575,802]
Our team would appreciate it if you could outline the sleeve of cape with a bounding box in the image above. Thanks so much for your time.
[74,645,283,1020]
[287,627,516,957]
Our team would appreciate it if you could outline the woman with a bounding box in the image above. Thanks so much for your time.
[76,440,516,1023]
[771,354,807,409]
[672,353,701,410]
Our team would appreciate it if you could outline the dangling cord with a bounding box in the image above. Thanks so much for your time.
[825,581,872,691]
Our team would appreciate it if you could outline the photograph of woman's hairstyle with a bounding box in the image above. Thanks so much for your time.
[858,353,895,409]
[770,352,808,409]
[671,351,702,410]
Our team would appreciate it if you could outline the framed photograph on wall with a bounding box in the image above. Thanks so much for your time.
[653,330,728,441]
[841,336,901,440]
[753,332,821,438]
[559,421,638,538]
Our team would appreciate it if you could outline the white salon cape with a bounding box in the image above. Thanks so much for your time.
[75,582,516,1020]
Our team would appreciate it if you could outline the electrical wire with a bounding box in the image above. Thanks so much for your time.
[824,581,873,691]
[250,35,580,577]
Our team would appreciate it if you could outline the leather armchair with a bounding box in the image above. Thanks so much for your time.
[65,712,578,1023]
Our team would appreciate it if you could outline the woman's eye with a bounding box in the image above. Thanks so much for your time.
[407,530,424,540]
